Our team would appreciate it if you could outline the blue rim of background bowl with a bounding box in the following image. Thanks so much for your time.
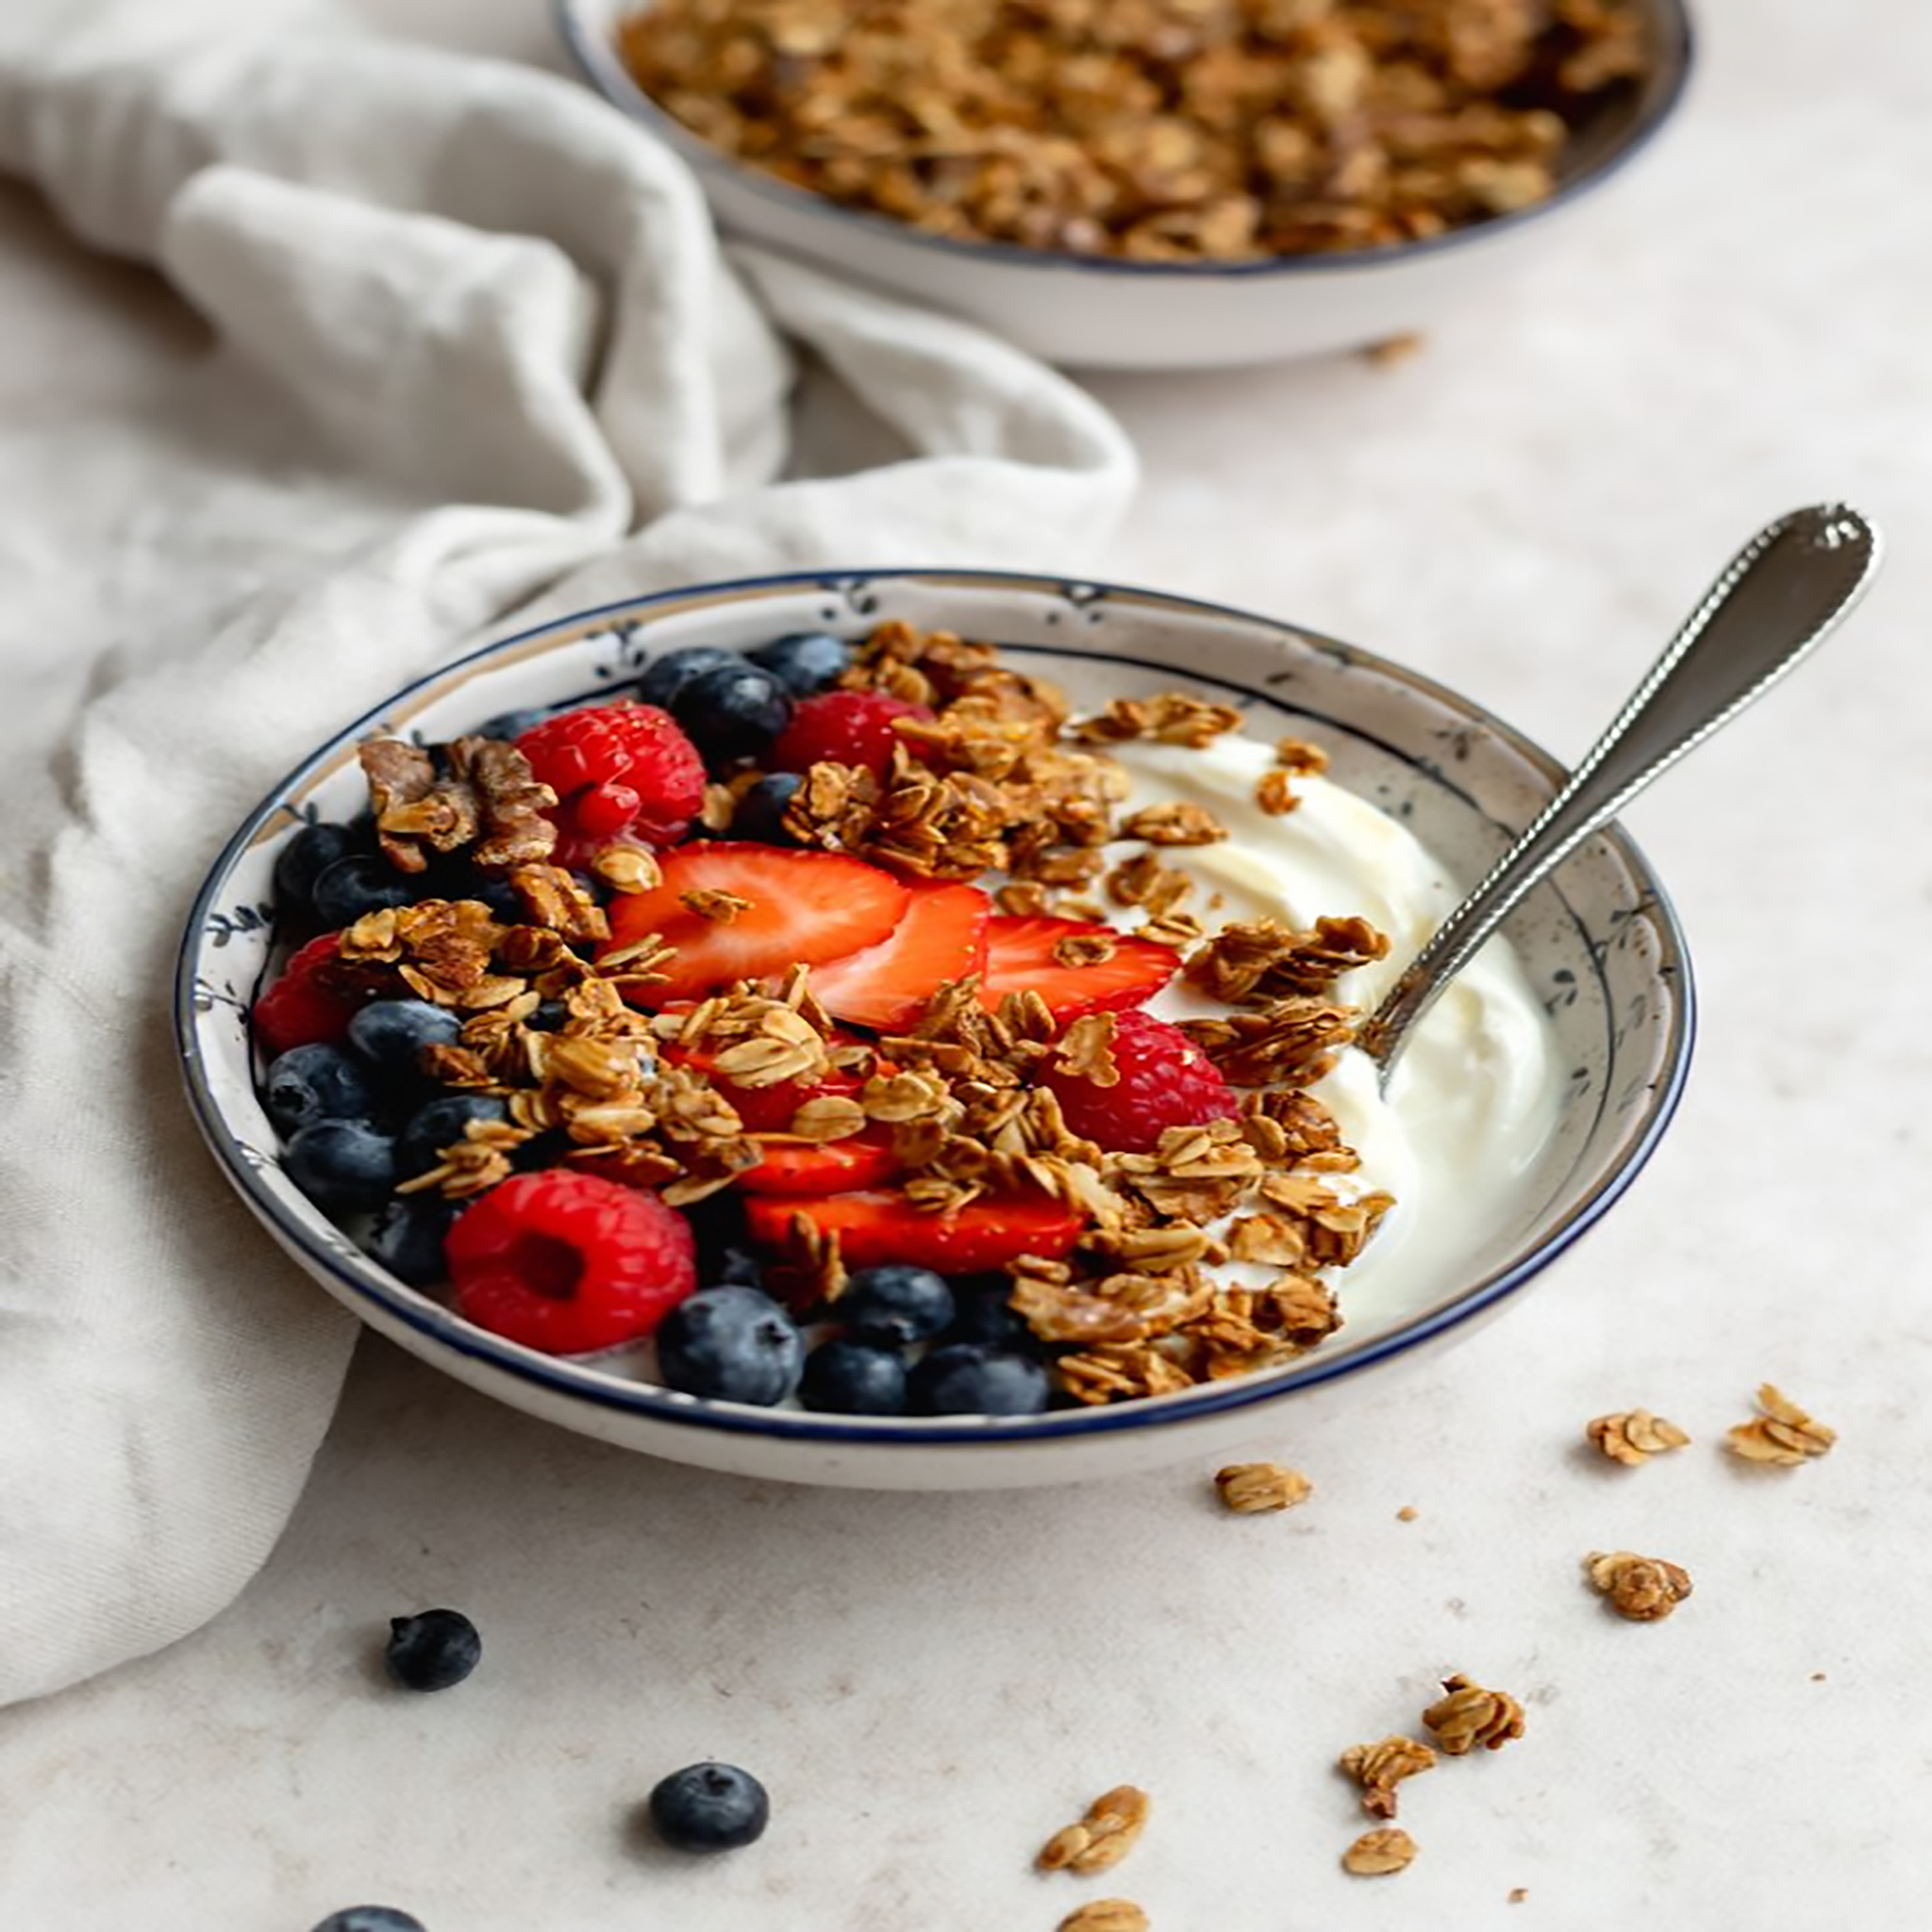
[554,0,1695,285]
[176,567,1696,1451]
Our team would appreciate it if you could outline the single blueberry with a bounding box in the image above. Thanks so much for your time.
[647,1761,770,1854]
[473,704,554,741]
[635,644,741,710]
[397,1094,510,1177]
[728,772,804,846]
[312,853,418,927]
[655,1288,804,1407]
[667,661,792,762]
[273,821,361,913]
[840,1265,955,1348]
[799,1339,908,1416]
[744,629,852,696]
[363,1194,459,1287]
[309,1909,426,1932]
[943,1276,1036,1350]
[907,1343,1051,1417]
[384,1607,481,1691]
[527,999,571,1032]
[261,1041,379,1136]
[283,1120,399,1213]
[346,999,464,1081]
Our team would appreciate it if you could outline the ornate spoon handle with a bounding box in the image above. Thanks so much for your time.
[1357,504,1882,1074]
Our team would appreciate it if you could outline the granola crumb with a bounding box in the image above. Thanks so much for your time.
[1058,1903,1149,1932]
[1584,1406,1690,1465]
[1037,1786,1150,1876]
[1395,1505,1419,1523]
[1362,332,1424,367]
[1584,1550,1693,1622]
[1213,1461,1313,1514]
[1338,1735,1436,1819]
[1342,1826,1417,1876]
[1508,1887,1530,1904]
[1725,1382,1837,1464]
[1420,1673,1524,1754]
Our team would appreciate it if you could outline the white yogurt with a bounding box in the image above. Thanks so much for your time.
[1107,736,1564,1312]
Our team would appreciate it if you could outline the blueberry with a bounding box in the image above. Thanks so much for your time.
[907,1343,1051,1417]
[346,999,464,1081]
[283,1120,399,1213]
[944,1277,1036,1350]
[635,644,741,710]
[647,1761,770,1853]
[800,1339,908,1415]
[474,704,554,741]
[261,1042,379,1135]
[273,820,361,913]
[744,629,852,696]
[384,1607,481,1691]
[655,1287,804,1406]
[446,871,524,923]
[363,1194,459,1286]
[397,1095,509,1177]
[667,662,792,762]
[840,1265,955,1348]
[309,1909,426,1932]
[312,853,418,927]
[527,999,571,1032]
[728,773,803,846]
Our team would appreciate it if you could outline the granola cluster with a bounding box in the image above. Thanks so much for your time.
[320,619,1398,1408]
[617,0,1653,262]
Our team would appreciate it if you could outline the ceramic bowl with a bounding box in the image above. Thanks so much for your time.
[177,571,1693,1489]
[556,0,1694,371]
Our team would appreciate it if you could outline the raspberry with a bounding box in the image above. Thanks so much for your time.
[253,931,362,1058]
[514,702,707,849]
[1040,1009,1240,1154]
[444,1170,698,1355]
[768,690,933,779]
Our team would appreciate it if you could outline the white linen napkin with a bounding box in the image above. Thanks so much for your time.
[0,0,1135,1708]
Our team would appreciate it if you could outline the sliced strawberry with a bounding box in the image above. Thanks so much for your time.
[976,915,1178,1022]
[740,1132,902,1196]
[808,881,992,1031]
[600,845,908,1003]
[664,1035,876,1135]
[744,1189,1085,1273]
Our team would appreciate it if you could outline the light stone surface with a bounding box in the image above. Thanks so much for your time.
[6,1,1932,1925]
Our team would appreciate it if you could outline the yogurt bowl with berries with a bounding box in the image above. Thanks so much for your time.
[177,571,1691,1489]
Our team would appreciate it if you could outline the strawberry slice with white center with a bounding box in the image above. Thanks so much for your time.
[976,914,1178,1022]
[808,880,992,1031]
[600,845,908,1003]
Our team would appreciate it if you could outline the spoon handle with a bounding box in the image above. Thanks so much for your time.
[1358,504,1883,1070]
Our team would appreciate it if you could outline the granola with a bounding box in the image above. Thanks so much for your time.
[1038,1785,1151,1876]
[1724,1382,1837,1465]
[1421,1672,1524,1754]
[1584,1549,1693,1622]
[616,0,1654,262]
[1058,1904,1150,1932]
[1584,1406,1691,1466]
[1338,1734,1436,1818]
[1212,1461,1313,1513]
[1341,1825,1417,1876]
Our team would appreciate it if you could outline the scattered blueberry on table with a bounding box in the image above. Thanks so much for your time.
[383,1608,482,1692]
[647,1761,771,1853]
[309,1908,426,1932]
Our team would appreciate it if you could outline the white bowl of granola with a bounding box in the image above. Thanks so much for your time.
[177,571,1692,1489]
[556,0,1693,370]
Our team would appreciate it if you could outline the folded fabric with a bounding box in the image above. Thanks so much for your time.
[0,0,1135,1708]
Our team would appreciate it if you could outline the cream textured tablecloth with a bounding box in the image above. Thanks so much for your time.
[6,0,1932,1925]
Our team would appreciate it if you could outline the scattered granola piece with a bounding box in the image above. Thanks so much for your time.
[1058,1903,1149,1932]
[1724,1382,1837,1464]
[1363,333,1425,368]
[1342,1826,1417,1876]
[1508,1887,1530,1904]
[1254,768,1302,816]
[1338,1736,1437,1819]
[1421,1673,1525,1754]
[1584,1407,1691,1466]
[1037,1786,1150,1876]
[1584,1550,1693,1622]
[1395,1506,1419,1523]
[1213,1462,1313,1514]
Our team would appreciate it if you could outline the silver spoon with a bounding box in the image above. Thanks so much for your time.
[1357,503,1882,1077]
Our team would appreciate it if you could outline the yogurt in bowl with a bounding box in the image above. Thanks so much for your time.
[177,571,1692,1488]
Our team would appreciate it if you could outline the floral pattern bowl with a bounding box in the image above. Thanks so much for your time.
[176,571,1692,1488]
